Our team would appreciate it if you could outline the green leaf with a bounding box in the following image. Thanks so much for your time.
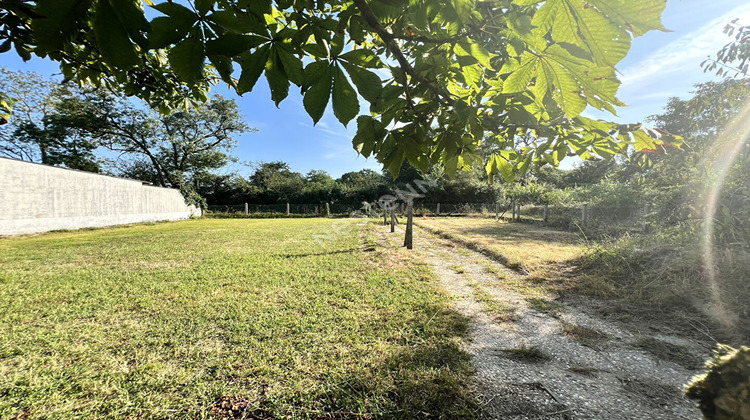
[241,0,272,18]
[340,61,382,103]
[32,0,93,53]
[352,115,384,158]
[339,49,383,68]
[632,129,657,152]
[94,0,140,69]
[303,60,331,88]
[206,34,267,57]
[543,45,623,114]
[276,47,304,85]
[209,55,235,85]
[455,38,493,70]
[587,0,668,37]
[450,0,474,24]
[332,66,359,126]
[503,53,538,93]
[266,49,290,106]
[462,64,483,90]
[149,17,193,49]
[542,58,586,119]
[207,10,265,34]
[486,154,516,183]
[574,2,630,67]
[531,0,559,35]
[444,155,459,178]
[237,45,270,94]
[109,0,150,47]
[152,2,197,21]
[329,33,345,57]
[168,36,206,84]
[195,0,214,16]
[303,66,333,124]
[383,136,406,177]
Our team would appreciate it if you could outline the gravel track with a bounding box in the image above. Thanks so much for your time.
[376,223,708,419]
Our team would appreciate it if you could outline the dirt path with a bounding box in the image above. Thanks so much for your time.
[376,223,708,419]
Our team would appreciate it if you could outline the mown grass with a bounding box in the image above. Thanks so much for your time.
[0,219,476,418]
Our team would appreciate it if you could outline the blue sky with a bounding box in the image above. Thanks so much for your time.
[3,0,749,177]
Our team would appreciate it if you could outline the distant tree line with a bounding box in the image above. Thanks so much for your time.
[0,68,249,206]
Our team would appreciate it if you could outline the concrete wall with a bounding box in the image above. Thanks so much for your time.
[0,158,201,236]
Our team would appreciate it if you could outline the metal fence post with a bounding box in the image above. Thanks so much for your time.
[511,197,516,221]
[326,202,330,217]
[390,209,395,233]
[436,203,440,216]
[495,203,500,219]
[543,203,548,224]
[286,202,290,216]
[245,202,248,215]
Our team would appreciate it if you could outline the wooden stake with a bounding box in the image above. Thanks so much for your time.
[404,202,413,249]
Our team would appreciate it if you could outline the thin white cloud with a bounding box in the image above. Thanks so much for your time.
[620,4,750,87]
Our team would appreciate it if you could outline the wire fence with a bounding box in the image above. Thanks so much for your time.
[207,201,652,234]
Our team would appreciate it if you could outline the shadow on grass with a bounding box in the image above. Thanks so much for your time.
[229,304,480,419]
[275,249,362,258]
[307,305,479,419]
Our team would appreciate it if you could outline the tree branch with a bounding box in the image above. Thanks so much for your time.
[351,0,454,105]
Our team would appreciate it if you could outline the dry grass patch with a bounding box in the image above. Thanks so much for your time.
[562,322,608,347]
[415,218,584,278]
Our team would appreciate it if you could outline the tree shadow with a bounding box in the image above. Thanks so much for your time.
[274,248,363,258]
[279,303,480,419]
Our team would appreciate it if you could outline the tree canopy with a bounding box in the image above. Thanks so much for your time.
[0,68,102,170]
[0,0,679,178]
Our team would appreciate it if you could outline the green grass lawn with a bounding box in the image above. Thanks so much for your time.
[0,219,475,419]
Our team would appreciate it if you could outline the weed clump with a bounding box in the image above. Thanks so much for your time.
[686,345,750,420]
[501,345,550,363]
